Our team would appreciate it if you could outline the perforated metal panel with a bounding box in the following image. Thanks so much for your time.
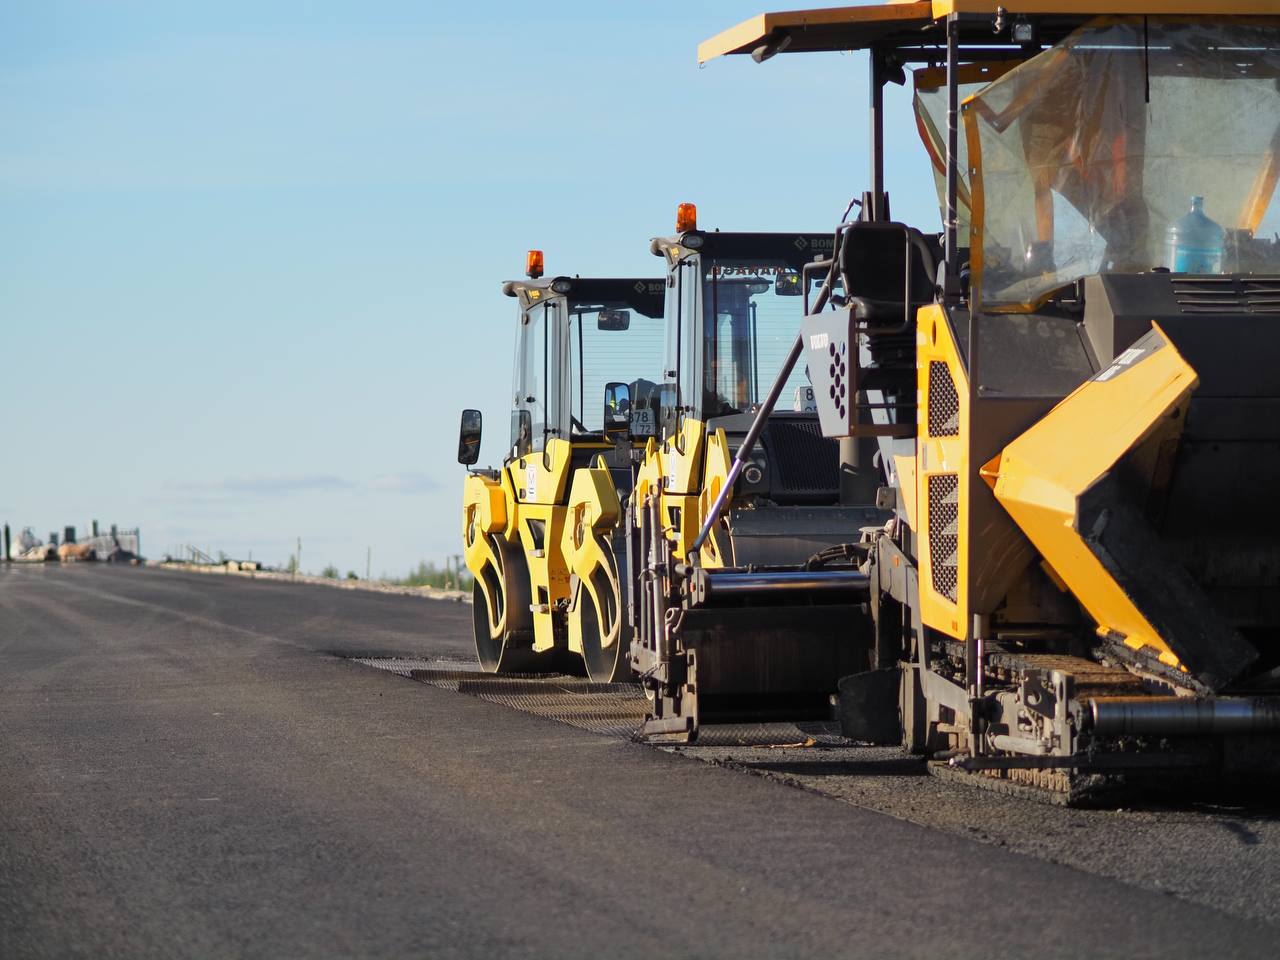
[927,361,959,437]
[928,473,959,602]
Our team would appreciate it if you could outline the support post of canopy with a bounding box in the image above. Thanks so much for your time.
[869,48,885,222]
[944,14,960,285]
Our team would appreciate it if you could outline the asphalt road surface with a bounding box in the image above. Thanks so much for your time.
[3,564,1279,959]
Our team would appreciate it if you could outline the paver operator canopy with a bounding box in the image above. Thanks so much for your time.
[703,4,1280,306]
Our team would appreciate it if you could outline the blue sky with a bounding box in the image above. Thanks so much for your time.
[2,1,937,576]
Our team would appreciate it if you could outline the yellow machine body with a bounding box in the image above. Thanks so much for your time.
[984,326,1197,669]
[914,302,972,640]
[561,456,625,659]
[507,437,578,653]
[632,418,733,568]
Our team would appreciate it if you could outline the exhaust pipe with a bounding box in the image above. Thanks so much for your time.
[1089,697,1280,736]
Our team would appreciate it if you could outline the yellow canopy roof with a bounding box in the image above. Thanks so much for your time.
[699,1,1280,63]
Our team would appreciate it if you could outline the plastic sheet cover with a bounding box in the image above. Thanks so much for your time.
[914,63,1018,255]
[957,17,1280,309]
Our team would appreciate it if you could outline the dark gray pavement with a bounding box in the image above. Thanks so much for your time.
[2,563,1277,959]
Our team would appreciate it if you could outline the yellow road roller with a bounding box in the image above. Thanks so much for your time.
[629,204,887,740]
[459,252,666,681]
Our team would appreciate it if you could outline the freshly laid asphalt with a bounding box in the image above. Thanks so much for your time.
[2,563,1278,959]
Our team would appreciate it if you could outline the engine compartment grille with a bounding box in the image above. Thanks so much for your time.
[1172,276,1280,315]
[768,418,839,497]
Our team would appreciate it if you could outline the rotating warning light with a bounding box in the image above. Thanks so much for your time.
[526,250,544,279]
[676,202,698,234]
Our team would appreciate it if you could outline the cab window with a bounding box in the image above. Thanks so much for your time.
[660,256,702,438]
[513,301,549,454]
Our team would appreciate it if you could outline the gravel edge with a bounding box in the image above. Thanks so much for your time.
[148,561,472,604]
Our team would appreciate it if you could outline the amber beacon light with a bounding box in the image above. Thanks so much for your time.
[526,249,544,279]
[676,202,697,233]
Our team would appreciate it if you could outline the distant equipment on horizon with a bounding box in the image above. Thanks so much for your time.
[4,522,142,564]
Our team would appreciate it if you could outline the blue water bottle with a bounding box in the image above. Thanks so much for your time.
[1166,196,1225,274]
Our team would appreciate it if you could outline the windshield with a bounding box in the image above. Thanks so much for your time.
[567,299,664,437]
[962,16,1280,308]
[701,259,812,419]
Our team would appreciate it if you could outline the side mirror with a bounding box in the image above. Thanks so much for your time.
[775,272,803,296]
[457,409,483,465]
[604,381,631,440]
[597,308,631,331]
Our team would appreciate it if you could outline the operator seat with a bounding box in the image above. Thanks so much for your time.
[838,221,940,328]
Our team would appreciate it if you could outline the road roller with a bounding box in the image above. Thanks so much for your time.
[699,2,1280,792]
[629,204,886,740]
[458,253,667,681]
